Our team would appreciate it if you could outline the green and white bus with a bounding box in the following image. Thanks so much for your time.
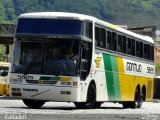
[10,12,154,109]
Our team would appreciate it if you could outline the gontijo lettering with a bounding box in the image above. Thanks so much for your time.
[126,62,142,72]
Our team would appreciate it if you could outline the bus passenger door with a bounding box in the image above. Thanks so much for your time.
[80,41,92,80]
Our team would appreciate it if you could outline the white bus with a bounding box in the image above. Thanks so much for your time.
[10,12,154,109]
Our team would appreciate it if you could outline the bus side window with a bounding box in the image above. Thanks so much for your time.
[95,26,100,47]
[107,31,112,50]
[151,46,154,61]
[144,44,148,59]
[140,42,143,58]
[112,32,117,51]
[132,39,135,56]
[147,45,151,60]
[118,34,123,53]
[127,38,132,55]
[84,22,93,39]
[136,41,140,57]
[122,36,126,54]
[100,28,106,49]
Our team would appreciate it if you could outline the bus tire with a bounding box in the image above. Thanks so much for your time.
[23,99,45,109]
[94,102,102,108]
[122,102,130,108]
[138,93,143,108]
[132,88,141,108]
[74,83,96,109]
[139,86,146,108]
[122,88,141,109]
[130,88,141,109]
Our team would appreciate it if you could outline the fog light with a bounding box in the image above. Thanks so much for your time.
[66,82,71,85]
[61,81,66,85]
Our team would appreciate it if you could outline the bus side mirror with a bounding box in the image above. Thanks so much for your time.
[80,59,88,80]
[81,59,87,69]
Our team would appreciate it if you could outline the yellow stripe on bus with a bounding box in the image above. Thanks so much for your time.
[60,77,72,81]
[108,24,118,30]
[117,57,126,101]
[117,57,154,101]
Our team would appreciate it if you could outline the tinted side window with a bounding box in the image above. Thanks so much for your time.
[100,28,106,49]
[95,27,100,47]
[127,38,132,55]
[140,42,143,58]
[118,35,123,53]
[132,39,135,56]
[148,45,151,60]
[136,41,140,57]
[144,44,148,59]
[151,46,154,61]
[107,31,112,50]
[95,26,106,49]
[123,36,126,54]
[84,22,93,39]
[112,32,117,51]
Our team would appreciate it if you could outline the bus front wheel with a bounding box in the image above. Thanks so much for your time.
[74,83,98,109]
[23,99,45,109]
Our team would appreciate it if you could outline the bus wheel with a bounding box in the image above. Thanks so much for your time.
[138,93,143,108]
[130,88,141,109]
[122,88,141,109]
[23,99,45,109]
[94,102,102,108]
[122,102,130,108]
[74,84,96,109]
[132,88,141,108]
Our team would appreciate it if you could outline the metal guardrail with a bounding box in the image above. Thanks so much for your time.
[0,24,15,37]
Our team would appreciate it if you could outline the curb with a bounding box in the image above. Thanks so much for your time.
[152,99,160,103]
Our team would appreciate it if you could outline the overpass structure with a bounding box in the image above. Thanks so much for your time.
[128,26,156,40]
[0,24,16,62]
[0,24,15,44]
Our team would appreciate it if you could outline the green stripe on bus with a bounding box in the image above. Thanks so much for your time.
[103,54,115,100]
[103,54,120,101]
[40,76,60,81]
[110,56,120,101]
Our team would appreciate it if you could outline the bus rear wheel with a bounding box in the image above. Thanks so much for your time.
[23,99,45,109]
[138,92,143,108]
[74,84,98,109]
[122,88,142,109]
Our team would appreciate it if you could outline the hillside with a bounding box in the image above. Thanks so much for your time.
[1,0,160,28]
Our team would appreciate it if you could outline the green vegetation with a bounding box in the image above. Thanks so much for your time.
[156,65,160,75]
[0,0,160,28]
[0,45,6,62]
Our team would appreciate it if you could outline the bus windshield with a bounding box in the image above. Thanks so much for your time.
[12,38,80,76]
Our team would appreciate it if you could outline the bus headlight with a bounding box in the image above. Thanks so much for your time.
[10,79,22,83]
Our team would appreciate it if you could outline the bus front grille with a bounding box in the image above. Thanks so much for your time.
[25,80,58,85]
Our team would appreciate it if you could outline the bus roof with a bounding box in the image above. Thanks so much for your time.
[19,12,154,44]
[19,12,96,21]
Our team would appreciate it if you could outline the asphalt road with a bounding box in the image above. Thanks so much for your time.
[0,99,160,120]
